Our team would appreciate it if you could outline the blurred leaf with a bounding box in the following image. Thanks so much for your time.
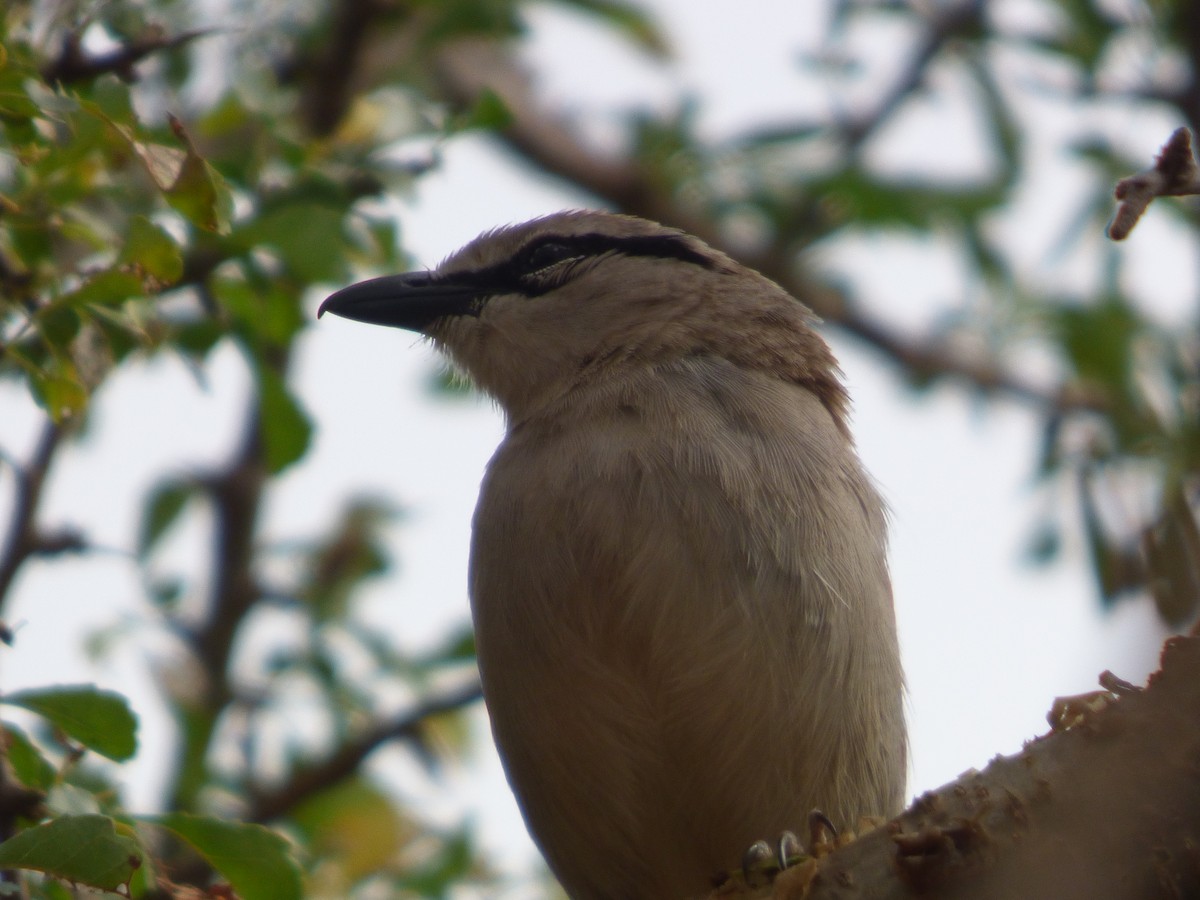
[965,55,1021,176]
[173,318,226,357]
[1052,295,1138,393]
[1077,469,1142,606]
[1024,519,1062,566]
[29,359,88,422]
[2,724,56,792]
[255,364,313,474]
[1142,489,1200,625]
[139,480,195,558]
[426,625,477,666]
[91,106,232,234]
[146,575,186,611]
[216,278,306,347]
[291,777,409,880]
[57,269,145,309]
[165,146,232,234]
[810,167,1007,231]
[118,216,184,286]
[306,499,396,620]
[147,813,303,900]
[1032,0,1121,71]
[36,303,81,350]
[0,65,39,120]
[555,0,670,57]
[459,88,513,132]
[247,201,347,283]
[3,685,138,762]
[0,815,143,892]
[422,0,523,43]
[398,829,480,896]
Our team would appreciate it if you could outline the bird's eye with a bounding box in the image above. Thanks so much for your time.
[524,241,580,273]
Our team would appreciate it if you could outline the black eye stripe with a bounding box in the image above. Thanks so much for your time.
[448,232,719,297]
[519,233,715,274]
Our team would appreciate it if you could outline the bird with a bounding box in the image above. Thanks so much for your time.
[319,210,906,899]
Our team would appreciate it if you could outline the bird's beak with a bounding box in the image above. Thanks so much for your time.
[318,272,480,333]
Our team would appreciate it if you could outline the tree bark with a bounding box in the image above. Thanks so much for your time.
[708,634,1200,899]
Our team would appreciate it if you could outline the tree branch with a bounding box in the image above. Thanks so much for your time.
[710,635,1200,899]
[41,27,216,85]
[246,678,483,823]
[0,420,65,613]
[1108,127,1200,240]
[429,37,1099,416]
[839,1,987,154]
[169,398,268,811]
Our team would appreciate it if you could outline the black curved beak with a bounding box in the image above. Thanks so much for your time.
[318,272,480,333]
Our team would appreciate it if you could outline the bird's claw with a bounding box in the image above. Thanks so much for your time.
[738,830,806,887]
[807,809,838,856]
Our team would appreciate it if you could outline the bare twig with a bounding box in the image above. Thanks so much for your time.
[41,27,217,85]
[0,421,65,613]
[840,1,987,153]
[1108,127,1200,240]
[247,678,483,822]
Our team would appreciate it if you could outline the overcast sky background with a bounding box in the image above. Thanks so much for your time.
[0,0,1186,891]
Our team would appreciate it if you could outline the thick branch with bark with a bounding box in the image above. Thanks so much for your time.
[706,635,1200,900]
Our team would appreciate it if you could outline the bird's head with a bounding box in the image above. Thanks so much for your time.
[320,210,845,425]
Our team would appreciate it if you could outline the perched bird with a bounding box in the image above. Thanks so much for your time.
[320,211,906,899]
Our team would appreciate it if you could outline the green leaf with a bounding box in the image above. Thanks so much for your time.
[138,480,195,558]
[808,167,1008,231]
[398,829,477,896]
[30,359,88,423]
[0,67,40,121]
[1144,489,1200,626]
[215,279,305,347]
[2,724,56,792]
[460,89,513,132]
[3,686,138,762]
[58,269,145,309]
[118,216,184,285]
[1035,0,1119,70]
[1053,295,1138,388]
[290,777,407,880]
[89,105,232,234]
[247,201,347,283]
[146,575,186,611]
[166,151,232,234]
[36,304,81,351]
[256,365,313,474]
[0,815,143,892]
[555,0,670,57]
[145,814,302,900]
